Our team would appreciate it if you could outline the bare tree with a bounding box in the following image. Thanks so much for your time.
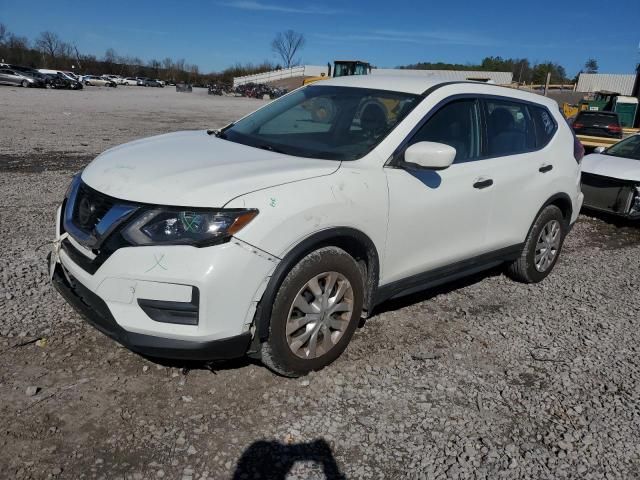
[35,31,63,59]
[148,58,161,77]
[271,30,305,69]
[0,23,8,44]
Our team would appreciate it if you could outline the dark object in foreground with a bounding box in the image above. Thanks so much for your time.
[233,439,345,480]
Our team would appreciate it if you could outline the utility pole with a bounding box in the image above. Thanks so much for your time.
[543,72,551,96]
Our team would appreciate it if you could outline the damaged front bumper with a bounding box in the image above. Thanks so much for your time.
[49,202,280,361]
[581,172,640,219]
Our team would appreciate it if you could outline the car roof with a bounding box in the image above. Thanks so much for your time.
[316,74,447,94]
[311,74,558,108]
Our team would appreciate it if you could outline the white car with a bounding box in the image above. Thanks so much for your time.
[581,135,640,218]
[50,75,583,376]
[105,74,125,84]
[122,77,140,86]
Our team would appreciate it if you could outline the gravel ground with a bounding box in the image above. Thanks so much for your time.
[1,86,640,480]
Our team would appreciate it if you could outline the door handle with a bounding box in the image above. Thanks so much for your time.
[473,178,494,189]
[539,164,553,173]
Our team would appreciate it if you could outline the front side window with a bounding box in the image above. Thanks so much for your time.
[224,85,421,161]
[485,99,536,157]
[406,99,481,163]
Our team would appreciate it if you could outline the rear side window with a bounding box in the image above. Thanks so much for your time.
[485,99,536,156]
[530,106,557,148]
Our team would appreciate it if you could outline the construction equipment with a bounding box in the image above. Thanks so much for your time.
[303,60,372,85]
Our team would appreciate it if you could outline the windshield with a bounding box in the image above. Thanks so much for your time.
[223,85,422,161]
[605,135,640,160]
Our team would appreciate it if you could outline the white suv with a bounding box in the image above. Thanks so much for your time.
[50,75,583,376]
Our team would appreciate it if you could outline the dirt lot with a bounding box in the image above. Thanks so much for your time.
[1,85,640,480]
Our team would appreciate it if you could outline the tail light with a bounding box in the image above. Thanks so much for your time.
[572,122,584,130]
[606,124,623,138]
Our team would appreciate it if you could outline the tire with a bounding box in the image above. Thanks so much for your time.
[260,247,364,377]
[21,80,28,88]
[506,205,566,283]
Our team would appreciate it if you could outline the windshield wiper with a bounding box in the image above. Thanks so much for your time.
[207,122,234,138]
[258,144,286,154]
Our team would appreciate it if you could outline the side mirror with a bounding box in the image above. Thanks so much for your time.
[404,141,456,170]
[593,146,606,154]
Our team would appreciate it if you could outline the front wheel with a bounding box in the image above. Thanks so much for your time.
[506,205,566,283]
[21,80,28,88]
[260,247,364,377]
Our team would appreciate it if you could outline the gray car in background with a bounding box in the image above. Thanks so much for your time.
[0,68,46,88]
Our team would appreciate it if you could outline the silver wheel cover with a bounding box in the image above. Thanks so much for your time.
[285,271,354,359]
[534,219,561,272]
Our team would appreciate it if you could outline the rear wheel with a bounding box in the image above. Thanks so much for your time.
[506,205,566,283]
[260,247,364,377]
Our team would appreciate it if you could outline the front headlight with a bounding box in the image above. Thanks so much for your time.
[122,208,258,247]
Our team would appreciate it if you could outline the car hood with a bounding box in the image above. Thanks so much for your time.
[582,153,640,182]
[81,130,340,207]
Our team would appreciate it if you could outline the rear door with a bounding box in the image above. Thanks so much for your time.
[481,98,560,250]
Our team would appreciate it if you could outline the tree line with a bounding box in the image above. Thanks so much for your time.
[0,24,278,85]
[399,56,599,85]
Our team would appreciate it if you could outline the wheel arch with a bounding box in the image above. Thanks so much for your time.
[250,227,380,348]
[525,192,573,241]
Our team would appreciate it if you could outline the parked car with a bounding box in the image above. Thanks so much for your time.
[104,75,125,84]
[84,76,117,87]
[571,110,623,140]
[38,69,83,89]
[42,72,84,90]
[62,71,80,81]
[581,134,640,219]
[0,68,46,88]
[143,78,163,87]
[122,77,139,86]
[50,76,583,377]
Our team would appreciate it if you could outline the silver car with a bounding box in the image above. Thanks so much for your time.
[0,68,42,87]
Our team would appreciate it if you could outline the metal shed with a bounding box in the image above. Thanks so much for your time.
[576,74,636,95]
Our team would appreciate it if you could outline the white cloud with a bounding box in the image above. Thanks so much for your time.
[218,1,341,14]
[314,29,499,47]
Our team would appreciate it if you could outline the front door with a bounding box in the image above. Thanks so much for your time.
[383,98,495,285]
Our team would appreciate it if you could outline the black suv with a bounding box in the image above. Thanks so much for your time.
[571,111,623,139]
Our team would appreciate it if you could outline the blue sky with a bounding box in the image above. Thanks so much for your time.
[2,0,639,75]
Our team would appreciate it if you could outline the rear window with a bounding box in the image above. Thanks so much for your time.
[530,106,557,148]
[485,99,537,156]
[576,112,620,126]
